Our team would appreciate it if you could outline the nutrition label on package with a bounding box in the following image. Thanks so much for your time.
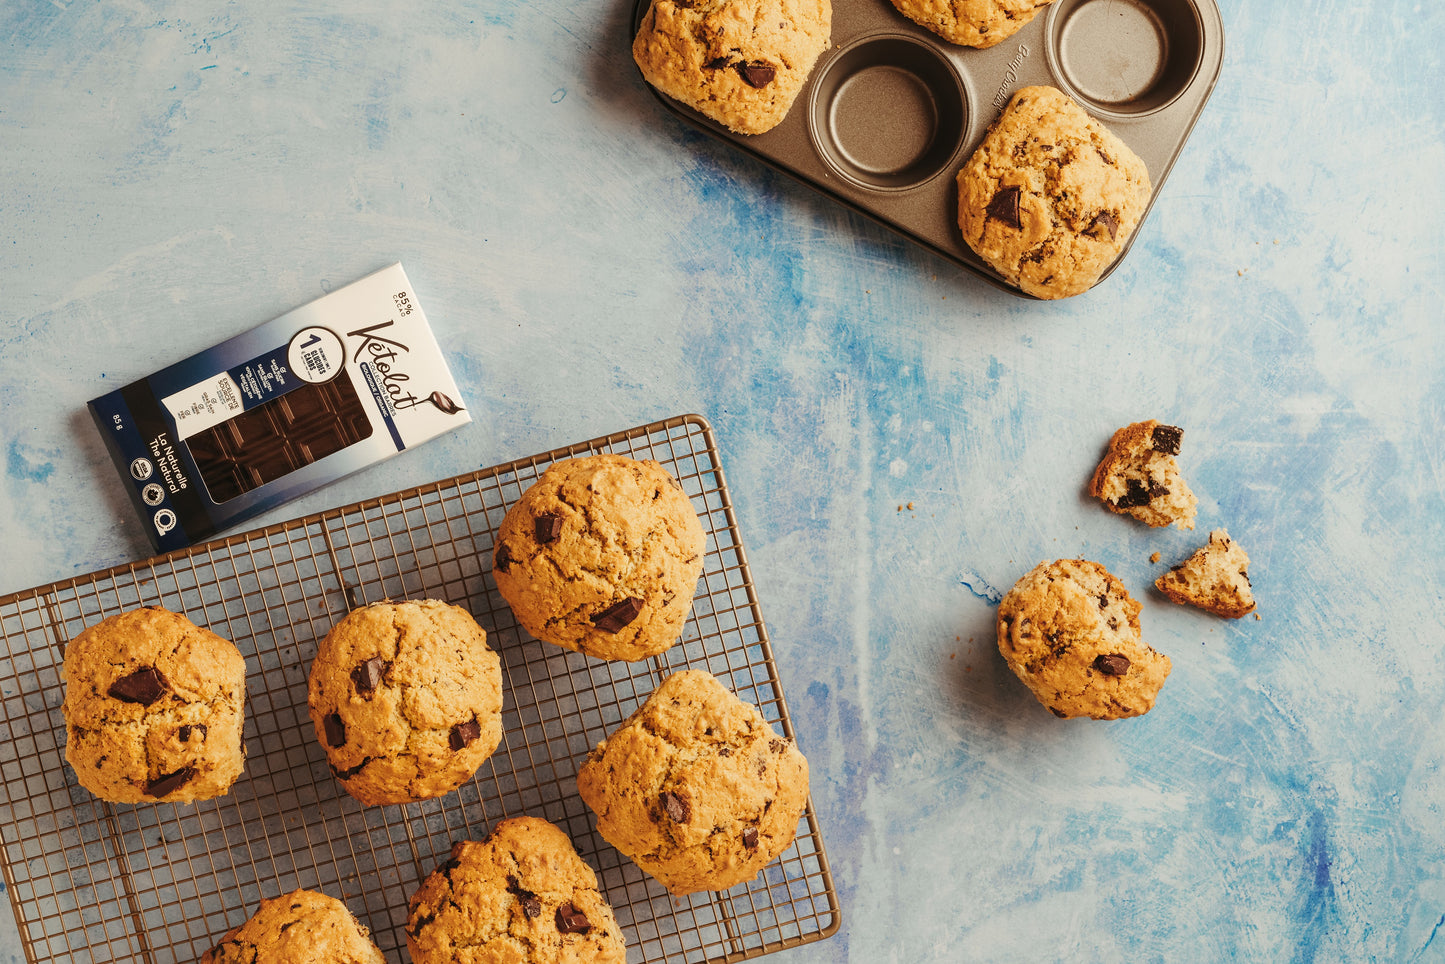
[160,372,245,439]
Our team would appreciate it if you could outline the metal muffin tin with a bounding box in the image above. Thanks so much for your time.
[634,0,1224,297]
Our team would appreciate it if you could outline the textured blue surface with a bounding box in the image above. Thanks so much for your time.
[2,0,1443,961]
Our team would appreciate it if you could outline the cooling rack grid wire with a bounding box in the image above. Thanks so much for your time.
[0,414,839,963]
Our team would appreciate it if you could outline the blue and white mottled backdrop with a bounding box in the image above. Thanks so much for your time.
[2,0,1442,960]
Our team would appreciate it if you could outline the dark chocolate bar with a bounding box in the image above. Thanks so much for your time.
[188,371,373,504]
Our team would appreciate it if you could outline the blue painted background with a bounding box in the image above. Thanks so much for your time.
[2,0,1443,961]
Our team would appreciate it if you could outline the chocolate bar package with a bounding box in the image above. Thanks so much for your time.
[88,263,470,553]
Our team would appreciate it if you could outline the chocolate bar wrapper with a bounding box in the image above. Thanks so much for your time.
[88,263,470,553]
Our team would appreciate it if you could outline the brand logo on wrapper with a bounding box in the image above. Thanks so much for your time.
[153,509,177,536]
[346,319,467,417]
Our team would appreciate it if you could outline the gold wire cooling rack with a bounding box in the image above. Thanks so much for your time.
[0,414,839,963]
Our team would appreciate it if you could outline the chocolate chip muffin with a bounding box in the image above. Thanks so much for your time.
[62,607,246,804]
[307,599,504,806]
[492,453,707,662]
[1156,528,1257,618]
[1088,419,1199,529]
[632,0,832,135]
[406,816,626,964]
[577,669,810,894]
[956,85,1152,299]
[996,559,1172,719]
[888,0,1054,48]
[201,889,385,964]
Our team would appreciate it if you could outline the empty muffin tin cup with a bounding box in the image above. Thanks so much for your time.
[1045,0,1205,117]
[808,35,967,191]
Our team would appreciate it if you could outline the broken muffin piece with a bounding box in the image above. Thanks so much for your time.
[1155,529,1257,618]
[1087,419,1198,529]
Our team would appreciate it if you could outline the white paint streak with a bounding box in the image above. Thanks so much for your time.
[36,227,237,319]
[822,368,875,750]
